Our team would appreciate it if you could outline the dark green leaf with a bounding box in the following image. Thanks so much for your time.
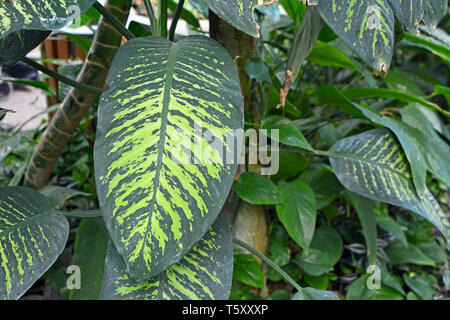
[276,181,317,253]
[294,226,343,276]
[262,115,314,152]
[0,187,69,300]
[69,219,109,300]
[233,250,265,289]
[94,36,243,282]
[234,172,281,205]
[100,214,233,300]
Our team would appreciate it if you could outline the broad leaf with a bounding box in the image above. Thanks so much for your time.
[0,187,69,300]
[204,0,273,37]
[233,250,265,289]
[69,219,109,300]
[294,226,343,276]
[0,0,97,39]
[403,273,434,300]
[276,181,317,253]
[0,30,50,67]
[100,214,233,300]
[328,128,450,247]
[386,240,436,266]
[316,0,395,72]
[346,274,404,300]
[234,172,281,205]
[94,36,243,282]
[262,115,314,152]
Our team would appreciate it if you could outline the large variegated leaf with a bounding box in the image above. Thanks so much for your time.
[316,0,395,72]
[0,0,96,39]
[100,214,233,300]
[204,0,273,37]
[0,187,69,300]
[0,30,50,67]
[94,36,243,282]
[328,128,450,247]
[388,0,447,34]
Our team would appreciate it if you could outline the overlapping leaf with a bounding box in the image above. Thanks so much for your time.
[204,0,274,37]
[0,187,69,300]
[0,30,50,66]
[0,0,97,39]
[94,36,243,282]
[316,0,395,72]
[100,214,233,300]
[328,128,450,247]
[0,0,96,66]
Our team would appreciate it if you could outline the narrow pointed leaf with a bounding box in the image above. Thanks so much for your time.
[328,128,450,247]
[69,219,109,300]
[0,187,69,300]
[94,36,243,282]
[234,172,281,205]
[346,191,378,265]
[204,0,273,37]
[100,214,233,300]
[316,0,395,72]
[287,6,324,80]
[292,287,340,300]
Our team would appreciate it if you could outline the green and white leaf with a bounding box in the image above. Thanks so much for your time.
[0,187,69,300]
[94,36,243,282]
[0,0,97,39]
[328,128,450,248]
[204,0,274,37]
[100,214,233,300]
[316,0,395,72]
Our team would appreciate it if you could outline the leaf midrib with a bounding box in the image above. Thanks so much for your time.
[327,150,413,182]
[141,41,179,256]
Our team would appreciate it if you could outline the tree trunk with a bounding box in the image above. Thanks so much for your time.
[209,11,268,259]
[25,0,132,189]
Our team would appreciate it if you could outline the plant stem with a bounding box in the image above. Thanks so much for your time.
[22,57,103,96]
[232,237,303,292]
[93,1,135,40]
[157,0,168,38]
[143,0,157,33]
[168,0,184,41]
[57,210,103,218]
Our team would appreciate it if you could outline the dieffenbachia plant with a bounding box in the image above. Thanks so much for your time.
[206,0,447,72]
[0,0,448,301]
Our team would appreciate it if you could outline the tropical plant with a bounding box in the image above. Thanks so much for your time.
[0,0,448,300]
